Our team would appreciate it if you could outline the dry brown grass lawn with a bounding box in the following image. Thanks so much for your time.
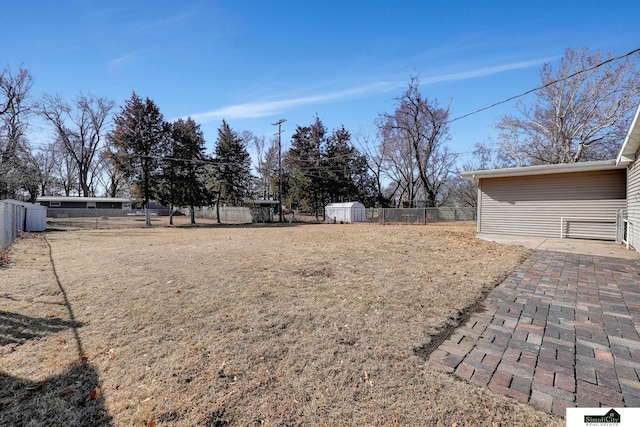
[0,221,563,426]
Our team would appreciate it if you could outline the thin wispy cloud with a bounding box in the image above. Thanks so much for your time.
[107,53,137,71]
[137,12,193,31]
[421,56,557,84]
[107,47,161,72]
[187,57,555,122]
[187,82,401,122]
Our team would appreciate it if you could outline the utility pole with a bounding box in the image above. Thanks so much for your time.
[272,119,286,223]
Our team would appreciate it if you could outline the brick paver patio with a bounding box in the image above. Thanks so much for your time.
[427,250,640,417]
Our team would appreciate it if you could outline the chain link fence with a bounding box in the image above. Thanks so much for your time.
[184,206,259,224]
[44,206,265,229]
[285,207,476,224]
[1,200,26,251]
[40,205,476,228]
[365,207,476,224]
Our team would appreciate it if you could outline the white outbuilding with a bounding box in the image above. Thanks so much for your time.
[325,202,366,223]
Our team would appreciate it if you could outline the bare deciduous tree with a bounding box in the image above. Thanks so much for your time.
[378,128,419,207]
[0,65,36,199]
[497,48,640,165]
[31,142,59,196]
[53,136,80,196]
[40,93,115,196]
[95,140,129,198]
[354,128,393,207]
[378,76,455,207]
[452,141,512,207]
[249,133,278,199]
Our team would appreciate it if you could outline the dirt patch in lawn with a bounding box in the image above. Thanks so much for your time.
[0,223,562,426]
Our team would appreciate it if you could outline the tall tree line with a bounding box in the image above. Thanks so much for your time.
[108,94,253,225]
[282,116,377,218]
[2,47,638,210]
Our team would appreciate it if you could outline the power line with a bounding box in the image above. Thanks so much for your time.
[447,47,640,124]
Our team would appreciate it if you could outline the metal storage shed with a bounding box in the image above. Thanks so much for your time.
[325,202,365,223]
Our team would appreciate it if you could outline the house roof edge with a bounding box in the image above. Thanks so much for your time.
[460,159,622,181]
[617,104,640,166]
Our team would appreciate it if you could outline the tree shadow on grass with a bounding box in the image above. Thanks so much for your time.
[0,310,83,347]
[0,309,113,426]
[0,234,113,426]
[0,361,112,426]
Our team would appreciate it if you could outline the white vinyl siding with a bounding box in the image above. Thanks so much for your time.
[626,158,640,249]
[478,169,626,240]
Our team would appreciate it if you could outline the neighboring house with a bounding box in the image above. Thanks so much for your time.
[37,196,132,210]
[36,197,173,217]
[37,196,134,218]
[461,104,640,244]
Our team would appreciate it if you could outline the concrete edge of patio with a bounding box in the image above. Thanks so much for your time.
[478,233,639,260]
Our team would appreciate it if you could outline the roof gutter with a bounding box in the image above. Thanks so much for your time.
[460,159,622,182]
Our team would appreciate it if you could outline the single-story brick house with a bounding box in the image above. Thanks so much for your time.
[461,104,640,246]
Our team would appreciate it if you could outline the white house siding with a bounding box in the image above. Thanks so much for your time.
[478,169,626,239]
[626,157,640,249]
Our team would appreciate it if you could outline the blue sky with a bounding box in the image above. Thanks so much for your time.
[3,1,640,165]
